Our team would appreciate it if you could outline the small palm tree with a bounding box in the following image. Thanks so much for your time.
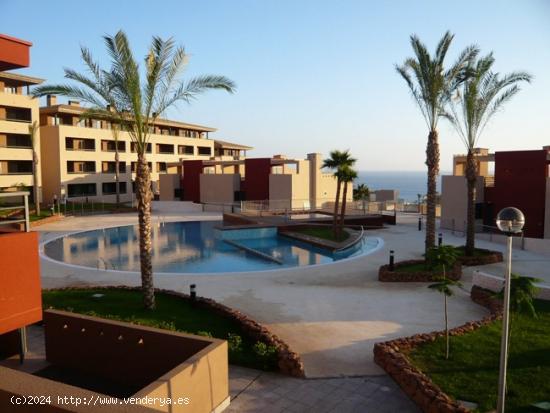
[34,31,235,309]
[322,150,356,237]
[397,32,478,253]
[444,54,531,256]
[338,166,358,237]
[426,245,461,359]
[353,183,370,201]
[28,121,40,215]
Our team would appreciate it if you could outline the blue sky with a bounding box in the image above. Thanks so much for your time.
[3,0,549,171]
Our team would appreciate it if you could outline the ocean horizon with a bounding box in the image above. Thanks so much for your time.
[356,171,450,202]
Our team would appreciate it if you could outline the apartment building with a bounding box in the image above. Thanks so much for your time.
[39,95,251,203]
[0,34,44,202]
[441,146,550,238]
[164,153,349,210]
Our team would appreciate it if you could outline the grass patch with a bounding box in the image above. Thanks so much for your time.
[42,289,278,371]
[294,226,350,242]
[407,300,550,412]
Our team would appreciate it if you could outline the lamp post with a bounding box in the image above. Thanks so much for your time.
[495,207,525,413]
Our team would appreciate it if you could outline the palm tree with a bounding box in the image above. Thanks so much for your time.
[353,183,370,201]
[28,121,40,215]
[338,166,358,237]
[396,32,478,252]
[33,31,235,309]
[322,150,356,237]
[426,245,461,359]
[444,54,531,256]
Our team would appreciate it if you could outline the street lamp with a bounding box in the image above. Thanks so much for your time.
[495,207,525,413]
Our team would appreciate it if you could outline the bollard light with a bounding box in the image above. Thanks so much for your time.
[190,284,197,300]
[495,207,525,413]
[418,216,422,231]
[389,250,395,271]
[438,233,443,246]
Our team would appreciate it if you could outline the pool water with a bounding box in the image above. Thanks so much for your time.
[43,221,380,274]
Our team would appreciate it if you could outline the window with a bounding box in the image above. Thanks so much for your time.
[65,137,95,151]
[178,145,194,155]
[156,143,174,154]
[131,162,152,173]
[0,160,33,174]
[1,133,32,148]
[131,142,152,153]
[197,146,212,156]
[2,106,31,122]
[102,161,126,174]
[102,182,127,194]
[157,162,167,173]
[4,86,17,94]
[67,183,97,197]
[67,161,96,173]
[101,140,126,152]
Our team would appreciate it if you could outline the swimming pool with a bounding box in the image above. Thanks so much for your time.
[43,221,381,274]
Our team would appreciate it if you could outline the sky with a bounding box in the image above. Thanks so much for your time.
[3,0,549,171]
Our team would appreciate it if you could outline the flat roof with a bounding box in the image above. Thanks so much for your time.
[39,104,217,132]
[0,71,44,85]
[214,139,253,150]
[0,34,32,46]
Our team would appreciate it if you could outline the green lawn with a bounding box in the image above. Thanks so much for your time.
[42,289,278,371]
[407,300,550,412]
[294,226,350,242]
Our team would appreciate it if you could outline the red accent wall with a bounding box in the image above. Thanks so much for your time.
[485,150,549,238]
[182,160,204,202]
[243,158,271,201]
[0,34,32,70]
[0,232,42,335]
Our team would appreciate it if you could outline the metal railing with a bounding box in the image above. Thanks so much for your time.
[0,191,30,231]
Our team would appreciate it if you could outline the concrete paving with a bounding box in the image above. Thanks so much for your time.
[31,212,524,378]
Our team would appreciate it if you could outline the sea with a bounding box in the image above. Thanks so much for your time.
[356,171,448,202]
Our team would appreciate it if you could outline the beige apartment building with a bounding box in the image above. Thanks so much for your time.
[39,95,250,204]
[0,35,44,202]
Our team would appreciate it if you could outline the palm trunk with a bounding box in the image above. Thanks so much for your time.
[444,294,449,360]
[136,154,155,310]
[115,148,120,207]
[333,178,341,237]
[425,129,440,252]
[339,181,349,240]
[465,149,477,256]
[32,150,40,215]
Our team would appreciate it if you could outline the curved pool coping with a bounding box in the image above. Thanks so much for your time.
[39,221,385,277]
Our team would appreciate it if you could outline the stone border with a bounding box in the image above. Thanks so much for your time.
[457,248,503,266]
[373,287,502,413]
[378,260,462,282]
[42,285,305,378]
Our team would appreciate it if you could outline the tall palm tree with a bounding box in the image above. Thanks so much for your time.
[396,32,478,252]
[28,121,40,215]
[322,150,356,237]
[445,54,531,256]
[33,31,235,309]
[338,166,358,237]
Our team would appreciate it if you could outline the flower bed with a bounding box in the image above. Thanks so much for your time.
[373,287,501,412]
[455,247,503,266]
[378,259,462,282]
